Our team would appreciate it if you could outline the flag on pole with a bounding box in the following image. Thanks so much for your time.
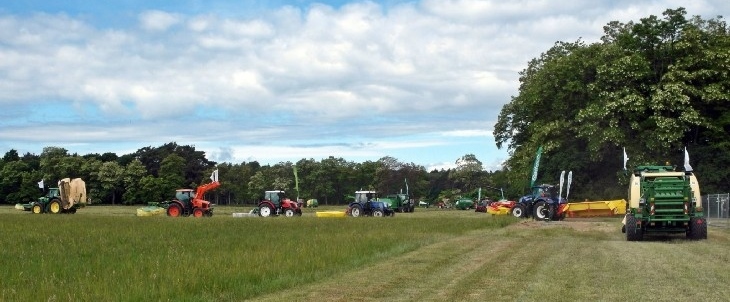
[566,171,572,201]
[210,169,219,182]
[559,170,565,200]
[684,147,693,172]
[530,146,543,187]
[37,180,44,189]
[623,147,629,170]
[293,165,300,199]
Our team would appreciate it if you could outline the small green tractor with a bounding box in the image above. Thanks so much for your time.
[622,165,707,241]
[381,193,415,213]
[18,178,87,214]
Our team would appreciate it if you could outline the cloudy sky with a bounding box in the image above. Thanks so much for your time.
[1,1,727,171]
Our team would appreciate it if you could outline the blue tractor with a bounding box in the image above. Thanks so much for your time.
[347,190,395,217]
[510,184,567,221]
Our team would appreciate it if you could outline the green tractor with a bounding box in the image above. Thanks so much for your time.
[454,197,475,210]
[18,178,87,214]
[622,165,707,241]
[380,193,415,213]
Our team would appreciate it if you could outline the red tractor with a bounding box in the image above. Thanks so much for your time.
[163,180,220,217]
[257,190,302,217]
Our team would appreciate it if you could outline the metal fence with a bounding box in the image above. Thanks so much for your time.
[702,193,730,219]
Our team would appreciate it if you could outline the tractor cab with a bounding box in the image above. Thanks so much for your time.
[175,189,195,203]
[264,190,286,206]
[355,190,377,204]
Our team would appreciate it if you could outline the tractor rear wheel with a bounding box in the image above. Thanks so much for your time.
[193,208,204,217]
[32,204,43,214]
[350,205,362,217]
[259,205,274,217]
[533,201,551,221]
[284,209,295,217]
[167,204,182,217]
[48,200,62,214]
[373,209,384,217]
[687,216,707,240]
[625,214,643,241]
[510,204,527,218]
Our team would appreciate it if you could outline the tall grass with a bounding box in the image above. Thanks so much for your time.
[0,208,512,301]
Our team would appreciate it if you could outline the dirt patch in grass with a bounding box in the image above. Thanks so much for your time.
[507,218,619,233]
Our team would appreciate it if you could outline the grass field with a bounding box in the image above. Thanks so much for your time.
[1,204,729,301]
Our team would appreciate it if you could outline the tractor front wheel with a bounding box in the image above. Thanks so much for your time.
[259,205,274,217]
[510,204,527,218]
[373,209,384,217]
[284,209,295,217]
[48,200,62,214]
[167,204,182,217]
[32,204,43,214]
[350,205,362,217]
[193,208,204,217]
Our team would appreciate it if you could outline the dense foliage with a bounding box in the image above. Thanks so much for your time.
[0,145,498,205]
[494,8,730,198]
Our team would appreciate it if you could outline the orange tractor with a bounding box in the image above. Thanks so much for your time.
[162,180,220,217]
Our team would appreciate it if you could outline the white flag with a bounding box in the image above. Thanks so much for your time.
[37,180,44,188]
[566,171,572,201]
[210,169,219,182]
[559,171,565,199]
[684,147,693,172]
[623,147,629,170]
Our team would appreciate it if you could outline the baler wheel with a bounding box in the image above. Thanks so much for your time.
[687,217,707,240]
[193,208,204,217]
[167,204,182,217]
[625,215,643,241]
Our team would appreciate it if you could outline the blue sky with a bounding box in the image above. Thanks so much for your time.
[1,1,727,171]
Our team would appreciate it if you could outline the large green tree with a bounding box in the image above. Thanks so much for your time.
[495,8,730,199]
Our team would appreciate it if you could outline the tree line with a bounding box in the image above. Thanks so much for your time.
[0,144,507,206]
[494,7,730,197]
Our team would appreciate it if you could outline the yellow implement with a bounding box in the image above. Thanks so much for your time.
[564,200,626,217]
[315,211,347,218]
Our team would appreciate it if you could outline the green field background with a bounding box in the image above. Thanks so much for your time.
[1,205,729,301]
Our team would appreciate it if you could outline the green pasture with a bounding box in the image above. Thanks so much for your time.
[0,205,509,301]
[2,205,730,301]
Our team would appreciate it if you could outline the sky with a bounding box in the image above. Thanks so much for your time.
[0,1,728,172]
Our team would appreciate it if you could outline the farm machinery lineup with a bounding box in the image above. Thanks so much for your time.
[16,178,88,214]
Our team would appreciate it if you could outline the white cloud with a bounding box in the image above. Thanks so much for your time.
[0,0,726,167]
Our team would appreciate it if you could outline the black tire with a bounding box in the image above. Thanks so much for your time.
[687,216,707,240]
[373,209,384,217]
[510,204,527,218]
[625,214,643,241]
[533,201,551,221]
[284,209,295,217]
[205,210,213,217]
[350,205,362,217]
